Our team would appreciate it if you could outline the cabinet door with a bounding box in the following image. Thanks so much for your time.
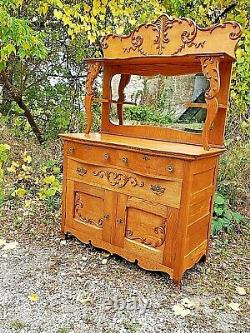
[65,180,116,243]
[112,195,178,266]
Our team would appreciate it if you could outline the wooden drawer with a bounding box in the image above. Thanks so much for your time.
[64,141,183,180]
[67,159,182,208]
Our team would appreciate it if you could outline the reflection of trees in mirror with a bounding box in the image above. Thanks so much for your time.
[110,74,209,133]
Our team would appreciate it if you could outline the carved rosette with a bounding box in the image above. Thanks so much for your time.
[93,170,144,188]
[126,218,167,248]
[74,192,104,228]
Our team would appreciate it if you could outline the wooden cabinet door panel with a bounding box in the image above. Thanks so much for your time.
[113,195,177,265]
[65,180,115,243]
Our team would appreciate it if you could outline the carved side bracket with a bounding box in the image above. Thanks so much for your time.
[200,56,221,150]
[85,62,101,134]
[117,74,131,125]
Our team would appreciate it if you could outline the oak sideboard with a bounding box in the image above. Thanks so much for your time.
[60,14,241,284]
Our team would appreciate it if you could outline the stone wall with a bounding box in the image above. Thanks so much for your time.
[111,74,197,120]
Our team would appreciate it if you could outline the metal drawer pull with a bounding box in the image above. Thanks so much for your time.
[122,157,128,164]
[68,147,75,154]
[142,155,150,161]
[76,167,87,176]
[116,218,123,224]
[167,165,175,173]
[104,153,110,160]
[150,184,166,195]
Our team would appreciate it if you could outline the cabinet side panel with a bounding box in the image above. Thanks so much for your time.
[172,161,193,283]
[184,156,219,269]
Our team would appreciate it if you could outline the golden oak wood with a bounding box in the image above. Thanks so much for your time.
[60,14,241,284]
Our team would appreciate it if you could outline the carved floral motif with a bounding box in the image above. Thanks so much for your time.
[93,170,144,188]
[125,218,167,248]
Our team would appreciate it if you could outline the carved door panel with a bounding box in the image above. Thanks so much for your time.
[66,180,116,243]
[112,195,178,266]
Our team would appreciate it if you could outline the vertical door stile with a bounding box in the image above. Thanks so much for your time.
[112,193,128,247]
[103,190,118,243]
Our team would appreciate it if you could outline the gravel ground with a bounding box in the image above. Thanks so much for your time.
[0,221,249,333]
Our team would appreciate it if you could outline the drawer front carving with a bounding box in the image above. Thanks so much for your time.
[68,159,181,208]
[93,170,144,188]
[64,141,184,180]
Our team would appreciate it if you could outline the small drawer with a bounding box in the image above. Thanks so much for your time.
[67,159,182,208]
[64,141,183,180]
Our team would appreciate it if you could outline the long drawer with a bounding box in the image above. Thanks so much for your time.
[67,159,182,208]
[64,141,184,180]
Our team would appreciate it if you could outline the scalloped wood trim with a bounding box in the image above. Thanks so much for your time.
[101,14,241,59]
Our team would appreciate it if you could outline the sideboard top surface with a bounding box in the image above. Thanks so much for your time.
[60,133,225,158]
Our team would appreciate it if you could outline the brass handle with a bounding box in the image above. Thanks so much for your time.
[104,153,110,160]
[150,184,166,195]
[166,165,175,173]
[142,155,150,161]
[116,218,123,224]
[68,147,75,154]
[76,167,87,176]
[122,157,128,164]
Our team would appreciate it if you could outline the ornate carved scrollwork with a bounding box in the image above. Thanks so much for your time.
[200,56,221,150]
[125,218,167,248]
[74,192,105,228]
[93,170,144,188]
[100,14,242,59]
[200,57,220,100]
[85,62,101,134]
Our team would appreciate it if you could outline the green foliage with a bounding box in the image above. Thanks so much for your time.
[125,105,172,125]
[6,149,62,210]
[218,141,250,205]
[212,192,245,236]
[0,1,47,69]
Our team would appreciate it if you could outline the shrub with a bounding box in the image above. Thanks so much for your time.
[124,105,172,125]
[212,192,245,236]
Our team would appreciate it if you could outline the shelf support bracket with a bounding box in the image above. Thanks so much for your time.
[117,74,131,125]
[200,56,221,150]
[84,62,101,133]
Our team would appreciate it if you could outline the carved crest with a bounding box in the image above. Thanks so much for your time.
[101,14,241,59]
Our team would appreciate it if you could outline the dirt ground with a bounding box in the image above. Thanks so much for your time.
[0,215,249,333]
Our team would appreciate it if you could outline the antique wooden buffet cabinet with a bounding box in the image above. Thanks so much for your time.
[60,15,241,283]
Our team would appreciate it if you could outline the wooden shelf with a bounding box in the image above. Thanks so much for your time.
[94,98,136,105]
